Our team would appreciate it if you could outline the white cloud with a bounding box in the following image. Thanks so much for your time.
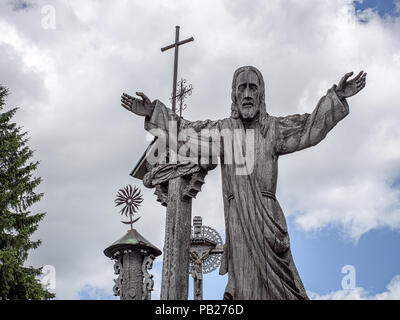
[1,0,400,298]
[309,275,400,300]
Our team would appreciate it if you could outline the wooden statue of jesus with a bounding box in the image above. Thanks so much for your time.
[121,66,366,300]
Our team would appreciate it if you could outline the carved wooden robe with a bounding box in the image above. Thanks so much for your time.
[144,85,349,299]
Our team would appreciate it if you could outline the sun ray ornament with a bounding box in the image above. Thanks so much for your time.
[115,185,144,230]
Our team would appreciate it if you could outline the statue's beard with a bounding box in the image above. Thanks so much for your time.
[238,104,259,120]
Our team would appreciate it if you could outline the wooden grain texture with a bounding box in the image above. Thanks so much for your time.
[160,176,192,300]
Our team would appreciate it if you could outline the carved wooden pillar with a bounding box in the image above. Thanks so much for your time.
[104,229,161,300]
[161,176,192,300]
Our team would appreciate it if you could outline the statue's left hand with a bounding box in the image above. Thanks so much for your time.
[335,71,367,99]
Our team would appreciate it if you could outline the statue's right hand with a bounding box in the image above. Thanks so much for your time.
[121,92,155,117]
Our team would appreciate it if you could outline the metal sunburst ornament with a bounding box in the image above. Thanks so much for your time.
[115,185,144,230]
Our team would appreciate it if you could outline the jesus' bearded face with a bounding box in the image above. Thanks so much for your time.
[235,70,261,120]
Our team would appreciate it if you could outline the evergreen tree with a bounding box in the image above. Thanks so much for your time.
[0,85,54,299]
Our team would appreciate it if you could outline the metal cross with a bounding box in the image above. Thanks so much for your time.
[161,26,194,114]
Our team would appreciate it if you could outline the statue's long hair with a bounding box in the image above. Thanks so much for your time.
[230,66,267,119]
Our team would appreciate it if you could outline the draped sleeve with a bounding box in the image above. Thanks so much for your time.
[276,86,349,155]
[144,99,226,163]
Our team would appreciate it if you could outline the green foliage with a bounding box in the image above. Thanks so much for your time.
[0,85,54,300]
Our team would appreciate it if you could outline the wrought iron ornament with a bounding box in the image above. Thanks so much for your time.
[115,185,143,230]
[170,78,193,117]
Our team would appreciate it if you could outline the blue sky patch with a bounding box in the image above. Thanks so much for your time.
[289,219,400,296]
[8,0,34,12]
[354,0,400,19]
[78,285,117,300]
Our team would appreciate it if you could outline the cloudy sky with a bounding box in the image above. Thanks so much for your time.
[1,0,400,300]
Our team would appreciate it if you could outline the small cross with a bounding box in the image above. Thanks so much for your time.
[161,26,194,114]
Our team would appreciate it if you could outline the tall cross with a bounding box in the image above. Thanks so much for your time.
[161,26,194,114]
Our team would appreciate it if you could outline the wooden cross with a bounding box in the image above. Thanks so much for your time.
[161,26,194,114]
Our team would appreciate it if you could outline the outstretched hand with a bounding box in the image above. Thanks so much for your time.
[121,92,155,117]
[335,71,367,100]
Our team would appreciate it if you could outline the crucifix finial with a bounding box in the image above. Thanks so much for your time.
[161,26,194,114]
